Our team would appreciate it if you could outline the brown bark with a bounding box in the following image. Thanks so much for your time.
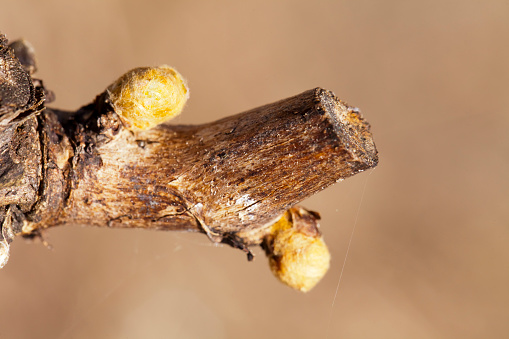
[0,34,378,267]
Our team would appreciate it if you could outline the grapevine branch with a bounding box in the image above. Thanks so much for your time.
[0,34,378,291]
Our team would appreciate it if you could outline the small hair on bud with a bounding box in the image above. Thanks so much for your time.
[107,65,189,131]
[263,207,330,292]
[0,240,10,269]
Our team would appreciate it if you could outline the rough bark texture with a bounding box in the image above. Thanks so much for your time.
[0,33,378,265]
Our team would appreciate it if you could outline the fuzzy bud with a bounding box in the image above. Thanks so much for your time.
[263,207,330,292]
[107,65,189,131]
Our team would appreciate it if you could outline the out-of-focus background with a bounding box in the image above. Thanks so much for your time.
[1,1,508,338]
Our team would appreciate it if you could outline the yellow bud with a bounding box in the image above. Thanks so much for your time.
[264,207,330,292]
[107,65,189,131]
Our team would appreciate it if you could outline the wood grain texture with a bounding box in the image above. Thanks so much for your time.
[24,88,378,247]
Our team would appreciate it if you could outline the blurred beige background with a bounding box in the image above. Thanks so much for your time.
[1,0,508,338]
